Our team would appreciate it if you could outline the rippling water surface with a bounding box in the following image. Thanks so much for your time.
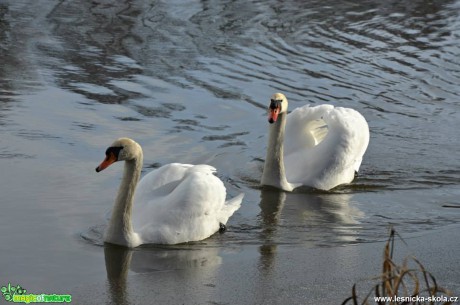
[1,0,459,302]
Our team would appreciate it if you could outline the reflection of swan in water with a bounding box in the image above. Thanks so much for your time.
[257,190,364,256]
[251,189,365,305]
[259,190,286,240]
[95,138,244,247]
[104,245,133,305]
[254,189,364,302]
[261,93,370,191]
[257,190,286,272]
[129,246,222,273]
[103,244,222,305]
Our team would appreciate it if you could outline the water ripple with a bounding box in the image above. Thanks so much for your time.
[1,0,459,250]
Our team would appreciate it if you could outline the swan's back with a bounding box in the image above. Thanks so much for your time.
[284,104,369,190]
[132,164,242,244]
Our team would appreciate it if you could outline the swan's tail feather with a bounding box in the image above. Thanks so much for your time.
[219,193,244,224]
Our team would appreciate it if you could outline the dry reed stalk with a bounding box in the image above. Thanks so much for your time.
[342,228,454,305]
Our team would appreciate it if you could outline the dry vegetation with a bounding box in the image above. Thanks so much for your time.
[342,228,455,305]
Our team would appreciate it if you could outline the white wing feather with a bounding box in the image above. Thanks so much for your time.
[284,104,369,190]
[132,163,243,244]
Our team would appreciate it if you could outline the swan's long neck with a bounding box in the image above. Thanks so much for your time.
[261,112,293,191]
[105,154,143,247]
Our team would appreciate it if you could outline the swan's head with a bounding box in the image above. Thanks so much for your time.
[268,93,288,124]
[95,138,142,172]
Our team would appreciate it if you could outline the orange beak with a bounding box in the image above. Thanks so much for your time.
[268,107,281,124]
[95,153,117,172]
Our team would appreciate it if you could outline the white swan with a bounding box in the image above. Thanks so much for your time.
[95,138,244,247]
[261,93,370,191]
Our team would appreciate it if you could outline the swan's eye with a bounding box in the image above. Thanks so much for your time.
[269,99,282,111]
[105,146,123,159]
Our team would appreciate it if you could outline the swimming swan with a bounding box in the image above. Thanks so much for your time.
[261,93,369,191]
[95,138,244,247]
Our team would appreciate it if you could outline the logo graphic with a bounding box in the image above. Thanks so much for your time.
[1,283,71,304]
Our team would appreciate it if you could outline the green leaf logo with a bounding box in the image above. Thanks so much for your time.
[1,283,27,302]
